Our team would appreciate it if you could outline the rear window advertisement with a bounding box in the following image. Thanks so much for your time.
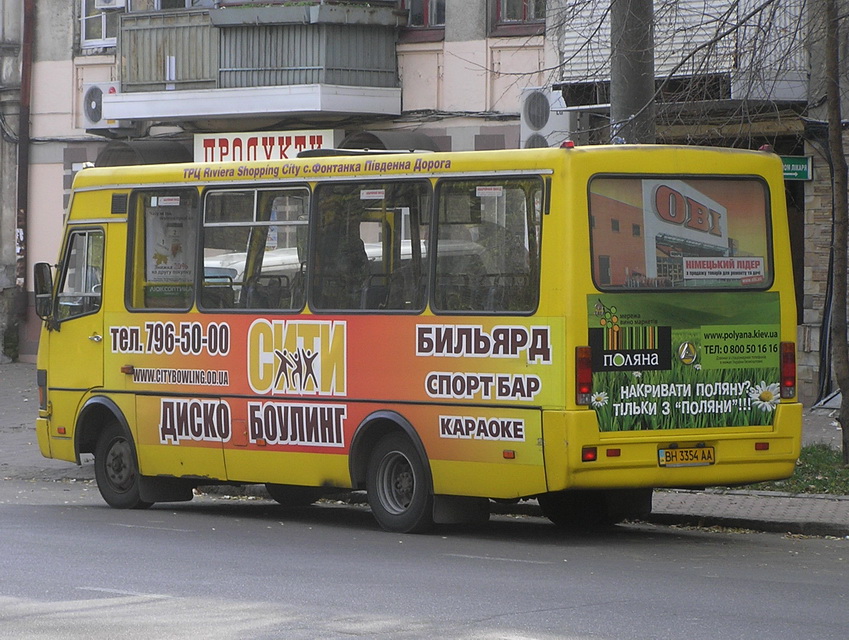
[589,177,771,290]
[587,292,781,431]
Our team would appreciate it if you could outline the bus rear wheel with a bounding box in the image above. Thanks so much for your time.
[366,434,433,533]
[94,422,152,510]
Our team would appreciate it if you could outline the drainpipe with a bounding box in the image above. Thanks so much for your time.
[16,0,34,317]
[15,0,35,318]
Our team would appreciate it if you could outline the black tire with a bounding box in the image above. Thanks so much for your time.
[93,421,152,510]
[265,483,323,507]
[366,434,434,533]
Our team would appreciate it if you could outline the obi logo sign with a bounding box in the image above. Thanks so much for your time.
[248,319,346,396]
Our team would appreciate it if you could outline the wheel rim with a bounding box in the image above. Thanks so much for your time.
[376,450,415,515]
[104,437,134,494]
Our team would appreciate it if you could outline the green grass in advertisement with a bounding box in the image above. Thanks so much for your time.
[588,292,781,431]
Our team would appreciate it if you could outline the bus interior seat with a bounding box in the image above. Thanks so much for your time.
[201,276,236,309]
[360,273,390,309]
[243,275,289,309]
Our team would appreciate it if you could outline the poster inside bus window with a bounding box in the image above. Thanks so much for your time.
[145,196,196,285]
[589,177,772,289]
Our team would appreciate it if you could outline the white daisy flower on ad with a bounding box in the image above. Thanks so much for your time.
[591,391,609,408]
[748,381,780,412]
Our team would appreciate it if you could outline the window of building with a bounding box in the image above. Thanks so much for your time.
[403,0,446,27]
[80,0,120,48]
[611,218,620,232]
[492,0,545,36]
[128,0,196,10]
[597,255,611,286]
[499,0,545,22]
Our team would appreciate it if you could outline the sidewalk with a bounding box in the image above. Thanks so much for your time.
[2,361,848,536]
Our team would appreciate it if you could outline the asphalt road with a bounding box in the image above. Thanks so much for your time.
[2,362,849,639]
[1,478,848,640]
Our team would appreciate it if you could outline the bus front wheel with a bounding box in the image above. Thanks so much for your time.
[94,422,152,510]
[366,434,433,533]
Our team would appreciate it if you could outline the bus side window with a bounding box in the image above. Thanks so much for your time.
[310,181,430,312]
[127,190,199,310]
[312,201,370,310]
[201,187,309,311]
[56,229,104,321]
[434,178,541,313]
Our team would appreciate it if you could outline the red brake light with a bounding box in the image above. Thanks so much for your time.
[576,346,592,405]
[37,368,47,411]
[780,342,796,399]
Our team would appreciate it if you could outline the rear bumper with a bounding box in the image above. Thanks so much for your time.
[544,402,803,491]
[35,416,52,459]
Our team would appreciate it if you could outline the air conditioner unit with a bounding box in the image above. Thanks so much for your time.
[81,82,122,130]
[94,0,127,9]
[519,87,575,149]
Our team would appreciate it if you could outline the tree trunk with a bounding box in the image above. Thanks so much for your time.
[825,0,849,465]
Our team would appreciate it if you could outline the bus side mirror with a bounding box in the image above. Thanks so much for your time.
[33,262,54,321]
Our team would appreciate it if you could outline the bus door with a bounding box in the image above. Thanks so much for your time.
[44,228,106,457]
[125,188,228,481]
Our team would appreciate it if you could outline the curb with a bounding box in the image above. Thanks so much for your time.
[645,513,849,538]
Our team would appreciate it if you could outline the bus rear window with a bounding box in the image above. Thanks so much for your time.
[589,177,772,290]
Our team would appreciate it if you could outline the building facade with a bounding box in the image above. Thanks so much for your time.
[1,0,845,407]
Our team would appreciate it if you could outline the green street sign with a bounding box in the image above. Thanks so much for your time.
[781,156,812,181]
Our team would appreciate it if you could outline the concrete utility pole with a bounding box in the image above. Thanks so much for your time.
[610,0,656,143]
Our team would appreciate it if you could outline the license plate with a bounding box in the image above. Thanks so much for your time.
[658,446,715,467]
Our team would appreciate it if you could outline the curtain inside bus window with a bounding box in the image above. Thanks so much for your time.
[433,177,542,313]
[127,190,199,310]
[588,177,772,290]
[310,180,431,312]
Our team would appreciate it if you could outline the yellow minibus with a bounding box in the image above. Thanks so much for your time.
[33,144,801,532]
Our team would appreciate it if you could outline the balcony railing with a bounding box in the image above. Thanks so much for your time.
[119,6,404,94]
[120,11,219,93]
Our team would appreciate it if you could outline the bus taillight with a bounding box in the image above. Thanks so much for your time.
[780,342,796,399]
[37,368,47,411]
[576,346,592,405]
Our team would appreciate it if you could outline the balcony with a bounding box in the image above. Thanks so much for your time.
[103,5,406,125]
